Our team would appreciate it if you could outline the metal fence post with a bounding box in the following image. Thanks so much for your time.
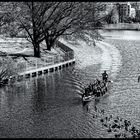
[67,52,68,60]
[44,58,45,67]
[25,61,27,71]
[15,62,18,73]
[53,56,56,64]
[65,53,67,61]
[66,52,68,60]
[36,59,37,69]
[58,54,60,63]
[53,56,54,64]
[64,53,65,62]
[68,51,69,60]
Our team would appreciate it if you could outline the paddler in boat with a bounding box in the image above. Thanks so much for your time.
[102,70,108,92]
[82,86,90,98]
[95,80,102,97]
[82,88,87,98]
[102,70,108,83]
[89,83,93,93]
[96,85,102,97]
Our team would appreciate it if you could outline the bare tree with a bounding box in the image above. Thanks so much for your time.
[15,2,60,57]
[37,2,107,50]
[5,2,109,57]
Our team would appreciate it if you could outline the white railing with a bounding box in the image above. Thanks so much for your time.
[16,51,74,74]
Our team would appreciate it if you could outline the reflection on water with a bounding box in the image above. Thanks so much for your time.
[99,30,140,40]
[0,65,108,138]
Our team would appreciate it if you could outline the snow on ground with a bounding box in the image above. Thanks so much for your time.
[0,37,65,74]
[0,36,28,43]
[59,38,102,68]
[60,38,122,80]
[0,36,122,79]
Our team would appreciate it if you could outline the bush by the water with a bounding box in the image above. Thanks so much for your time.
[0,57,17,86]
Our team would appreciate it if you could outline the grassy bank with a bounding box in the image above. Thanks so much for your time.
[0,37,65,79]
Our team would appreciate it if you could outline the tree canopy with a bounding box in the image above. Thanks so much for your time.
[0,2,110,57]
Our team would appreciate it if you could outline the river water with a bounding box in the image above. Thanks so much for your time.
[0,30,140,138]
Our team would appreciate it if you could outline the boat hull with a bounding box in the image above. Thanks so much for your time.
[82,80,112,102]
[82,94,95,102]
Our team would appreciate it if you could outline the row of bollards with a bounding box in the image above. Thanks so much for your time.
[0,60,75,87]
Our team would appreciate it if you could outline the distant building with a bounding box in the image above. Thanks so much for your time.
[130,8,136,18]
[131,2,140,10]
[134,2,140,22]
[117,2,131,22]
[136,9,140,22]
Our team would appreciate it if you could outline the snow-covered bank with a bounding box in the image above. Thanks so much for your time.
[60,38,122,80]
[59,38,102,69]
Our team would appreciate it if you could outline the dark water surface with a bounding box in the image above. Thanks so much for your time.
[0,30,140,138]
[0,65,107,138]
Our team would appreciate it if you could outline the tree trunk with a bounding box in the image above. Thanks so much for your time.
[33,42,40,58]
[47,44,51,51]
[45,37,54,51]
